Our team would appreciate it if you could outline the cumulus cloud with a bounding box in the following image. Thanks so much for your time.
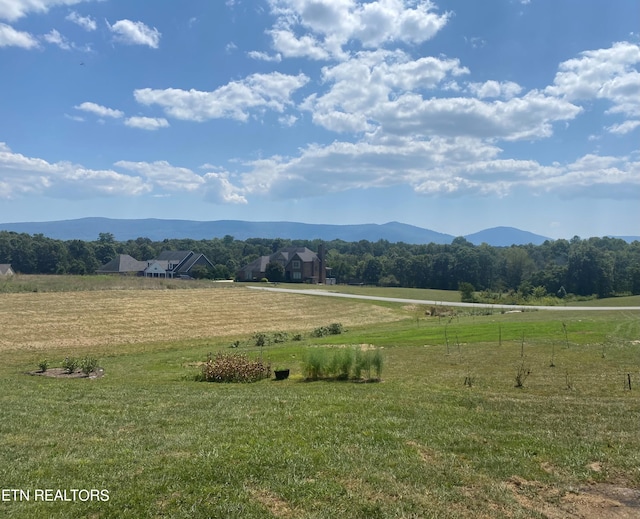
[301,50,580,140]
[114,160,204,192]
[66,10,96,31]
[546,41,640,118]
[203,172,248,204]
[467,80,523,99]
[0,22,38,48]
[265,0,450,60]
[134,72,309,122]
[113,159,248,204]
[74,102,124,118]
[0,0,93,22]
[0,142,149,199]
[219,135,640,202]
[107,19,161,49]
[124,116,169,130]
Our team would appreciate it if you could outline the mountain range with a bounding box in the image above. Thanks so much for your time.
[0,217,636,246]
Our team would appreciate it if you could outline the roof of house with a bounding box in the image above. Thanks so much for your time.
[178,253,214,272]
[96,254,148,273]
[0,264,13,275]
[155,250,193,262]
[240,247,319,273]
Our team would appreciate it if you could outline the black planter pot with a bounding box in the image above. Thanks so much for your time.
[274,369,290,380]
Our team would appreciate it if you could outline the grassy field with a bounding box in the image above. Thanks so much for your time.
[1,278,639,518]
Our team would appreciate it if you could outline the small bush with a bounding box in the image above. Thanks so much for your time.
[62,357,78,374]
[311,322,343,337]
[37,359,49,373]
[253,333,269,347]
[271,331,289,344]
[199,352,270,383]
[292,333,303,341]
[80,356,99,375]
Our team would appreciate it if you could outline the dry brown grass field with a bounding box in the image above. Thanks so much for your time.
[0,285,403,352]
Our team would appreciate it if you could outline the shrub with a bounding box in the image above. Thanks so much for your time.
[271,331,289,344]
[37,359,49,373]
[311,322,343,337]
[62,357,78,374]
[80,356,99,375]
[253,333,269,347]
[199,352,270,383]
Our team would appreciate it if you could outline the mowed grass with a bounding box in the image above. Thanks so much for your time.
[0,285,402,352]
[1,283,639,518]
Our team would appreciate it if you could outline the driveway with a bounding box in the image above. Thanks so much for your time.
[247,286,640,312]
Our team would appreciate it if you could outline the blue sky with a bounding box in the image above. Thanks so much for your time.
[0,0,638,239]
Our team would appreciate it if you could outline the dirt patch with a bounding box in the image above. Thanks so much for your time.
[27,367,105,379]
[506,476,640,518]
[248,488,297,519]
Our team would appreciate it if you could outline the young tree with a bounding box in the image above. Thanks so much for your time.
[265,261,285,282]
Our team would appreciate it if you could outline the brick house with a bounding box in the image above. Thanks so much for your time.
[237,246,330,283]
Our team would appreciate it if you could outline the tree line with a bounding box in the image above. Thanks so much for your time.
[1,231,639,298]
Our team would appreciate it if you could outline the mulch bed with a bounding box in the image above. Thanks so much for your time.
[26,367,105,379]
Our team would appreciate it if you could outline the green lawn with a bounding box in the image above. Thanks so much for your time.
[1,286,639,518]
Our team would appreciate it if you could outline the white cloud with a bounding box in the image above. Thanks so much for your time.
[371,90,582,141]
[607,120,640,135]
[269,29,330,60]
[107,19,161,49]
[66,10,96,31]
[247,50,282,62]
[0,142,149,199]
[467,80,522,99]
[74,102,124,118]
[134,72,309,122]
[43,28,71,49]
[301,50,579,140]
[219,135,639,202]
[114,160,204,192]
[0,0,93,22]
[266,0,450,60]
[546,41,640,118]
[124,116,169,131]
[114,159,248,204]
[0,22,38,48]
[203,172,248,204]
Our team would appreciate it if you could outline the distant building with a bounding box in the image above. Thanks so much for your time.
[96,251,214,278]
[236,245,332,283]
[0,264,15,276]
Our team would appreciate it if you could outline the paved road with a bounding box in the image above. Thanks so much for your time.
[247,286,640,312]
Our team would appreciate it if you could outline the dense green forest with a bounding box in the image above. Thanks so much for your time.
[1,231,639,299]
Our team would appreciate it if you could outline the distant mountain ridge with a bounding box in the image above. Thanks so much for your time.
[0,217,630,246]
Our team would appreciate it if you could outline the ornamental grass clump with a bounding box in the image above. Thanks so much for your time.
[199,352,270,383]
[303,346,383,382]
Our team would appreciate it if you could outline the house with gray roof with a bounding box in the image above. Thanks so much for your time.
[237,246,330,283]
[96,255,147,275]
[97,251,214,278]
[0,264,14,276]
